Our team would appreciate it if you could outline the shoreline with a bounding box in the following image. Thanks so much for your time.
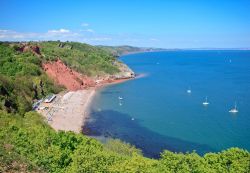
[37,77,134,133]
[37,89,95,133]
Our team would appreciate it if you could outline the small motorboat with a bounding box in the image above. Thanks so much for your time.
[203,96,209,106]
[118,96,123,100]
[229,102,238,113]
[187,89,192,94]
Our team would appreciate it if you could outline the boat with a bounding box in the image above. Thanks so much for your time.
[119,102,122,106]
[118,96,123,100]
[229,102,238,113]
[187,88,192,94]
[202,96,209,106]
[131,118,135,121]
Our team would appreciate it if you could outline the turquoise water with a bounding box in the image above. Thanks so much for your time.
[84,51,250,158]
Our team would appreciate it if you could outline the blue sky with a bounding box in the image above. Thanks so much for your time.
[0,0,250,48]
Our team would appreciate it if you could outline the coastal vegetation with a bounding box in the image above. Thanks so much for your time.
[39,41,119,76]
[0,42,62,114]
[1,111,249,173]
[0,41,249,172]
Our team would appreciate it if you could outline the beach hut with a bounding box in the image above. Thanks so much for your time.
[44,94,56,103]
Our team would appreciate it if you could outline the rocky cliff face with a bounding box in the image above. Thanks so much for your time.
[42,59,96,91]
[42,59,135,91]
[113,61,135,79]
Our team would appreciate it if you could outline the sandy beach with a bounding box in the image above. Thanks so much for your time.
[36,77,134,133]
[38,89,95,133]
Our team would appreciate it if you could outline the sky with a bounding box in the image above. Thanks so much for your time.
[0,0,250,48]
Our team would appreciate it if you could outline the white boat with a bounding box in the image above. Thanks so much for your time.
[187,89,192,94]
[203,96,209,106]
[119,102,122,106]
[229,102,238,113]
[131,118,135,121]
[118,96,123,100]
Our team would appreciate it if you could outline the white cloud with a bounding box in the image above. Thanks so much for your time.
[0,28,150,47]
[48,29,70,33]
[45,29,81,38]
[0,28,112,44]
[0,29,9,33]
[81,23,89,27]
[0,29,26,39]
[150,38,159,41]
[0,28,80,41]
[84,29,94,33]
[12,34,25,39]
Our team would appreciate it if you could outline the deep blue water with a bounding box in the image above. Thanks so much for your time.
[84,51,250,158]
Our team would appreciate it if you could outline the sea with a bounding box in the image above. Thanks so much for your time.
[84,50,250,158]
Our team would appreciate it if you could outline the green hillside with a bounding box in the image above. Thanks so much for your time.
[38,41,119,76]
[0,42,62,114]
[1,111,249,173]
[0,41,249,173]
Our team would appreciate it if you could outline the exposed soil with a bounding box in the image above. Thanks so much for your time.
[16,44,41,56]
[42,59,96,90]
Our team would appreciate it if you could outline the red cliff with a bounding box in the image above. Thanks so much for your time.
[42,59,96,91]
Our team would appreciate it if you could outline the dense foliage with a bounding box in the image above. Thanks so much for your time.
[0,111,249,173]
[0,42,62,114]
[38,41,119,76]
[0,41,249,172]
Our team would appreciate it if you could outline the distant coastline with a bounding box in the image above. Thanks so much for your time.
[98,44,250,57]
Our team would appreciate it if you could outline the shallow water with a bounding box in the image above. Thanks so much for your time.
[84,50,250,158]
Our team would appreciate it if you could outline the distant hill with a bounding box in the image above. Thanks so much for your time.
[98,45,168,56]
[99,46,250,56]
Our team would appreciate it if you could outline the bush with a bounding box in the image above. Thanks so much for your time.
[1,111,249,173]
[104,138,142,157]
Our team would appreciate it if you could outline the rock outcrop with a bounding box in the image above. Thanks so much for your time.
[113,61,135,79]
[15,43,41,56]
